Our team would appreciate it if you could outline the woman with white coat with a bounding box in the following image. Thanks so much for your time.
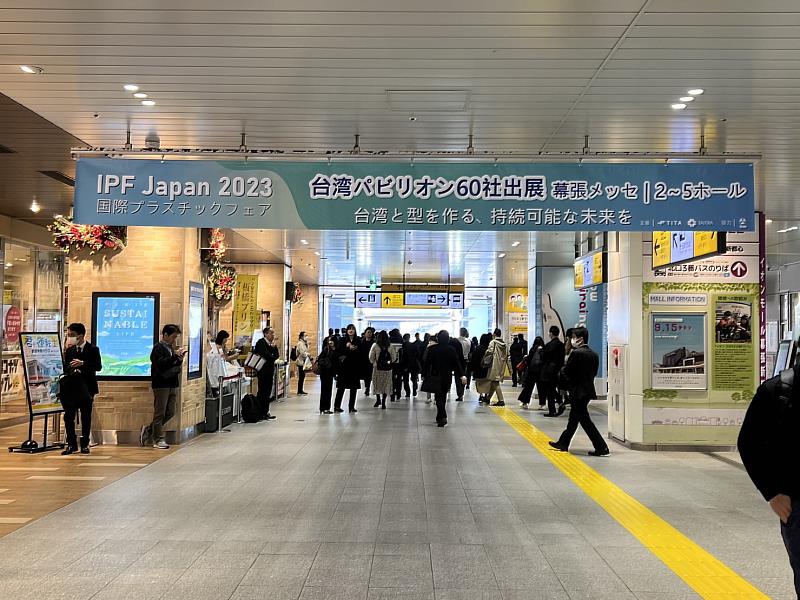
[295,331,310,396]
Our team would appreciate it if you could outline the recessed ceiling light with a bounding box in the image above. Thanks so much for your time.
[124,84,139,92]
[300,239,309,245]
[29,198,41,213]
[511,241,520,247]
[314,251,320,256]
[671,103,687,110]
[687,88,704,96]
[141,100,155,106]
[498,253,506,258]
[5,263,12,268]
[133,92,148,98]
[765,219,773,224]
[679,96,694,102]
[20,65,44,74]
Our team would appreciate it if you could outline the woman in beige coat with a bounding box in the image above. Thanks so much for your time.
[484,328,508,406]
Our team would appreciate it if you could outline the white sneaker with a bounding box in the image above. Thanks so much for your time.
[153,440,169,450]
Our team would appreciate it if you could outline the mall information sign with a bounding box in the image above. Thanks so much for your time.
[75,159,756,232]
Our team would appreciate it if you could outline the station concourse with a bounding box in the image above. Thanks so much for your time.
[0,3,798,599]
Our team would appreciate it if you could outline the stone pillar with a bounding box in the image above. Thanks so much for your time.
[67,226,206,445]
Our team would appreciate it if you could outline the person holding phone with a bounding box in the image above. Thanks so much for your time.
[62,323,102,455]
[141,324,186,449]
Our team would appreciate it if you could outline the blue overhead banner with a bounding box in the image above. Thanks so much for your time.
[74,159,755,231]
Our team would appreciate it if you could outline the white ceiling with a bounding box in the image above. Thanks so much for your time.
[3,1,800,278]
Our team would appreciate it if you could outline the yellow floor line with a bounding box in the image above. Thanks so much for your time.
[493,407,768,600]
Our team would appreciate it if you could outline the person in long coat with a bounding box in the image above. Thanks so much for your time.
[359,327,375,395]
[316,337,338,414]
[517,336,545,409]
[485,329,509,406]
[471,333,493,404]
[422,330,466,427]
[369,330,396,409]
[333,324,361,413]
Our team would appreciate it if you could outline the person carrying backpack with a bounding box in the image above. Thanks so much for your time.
[369,330,395,409]
[518,336,545,409]
[739,364,800,596]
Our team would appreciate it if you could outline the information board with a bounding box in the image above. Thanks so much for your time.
[19,332,64,414]
[188,282,204,380]
[573,251,606,290]
[650,313,707,390]
[652,231,726,268]
[92,292,160,380]
[448,293,464,309]
[354,291,381,308]
[404,292,449,307]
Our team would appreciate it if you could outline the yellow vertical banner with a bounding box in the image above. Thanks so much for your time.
[233,274,259,353]
[505,288,529,335]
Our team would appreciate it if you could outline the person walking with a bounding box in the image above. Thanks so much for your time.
[333,324,361,413]
[448,331,468,401]
[518,336,545,409]
[549,326,609,457]
[61,323,102,455]
[359,327,375,396]
[485,328,509,406]
[253,327,280,421]
[471,333,493,404]
[401,333,420,398]
[370,330,395,409]
[316,337,337,414]
[389,329,404,401]
[509,334,527,387]
[421,333,437,403]
[738,363,800,597]
[468,336,479,388]
[457,328,472,389]
[540,326,566,417]
[141,324,185,449]
[421,330,466,427]
[295,331,310,396]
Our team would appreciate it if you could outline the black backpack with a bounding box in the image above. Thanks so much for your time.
[241,394,261,423]
[290,346,298,361]
[377,347,393,371]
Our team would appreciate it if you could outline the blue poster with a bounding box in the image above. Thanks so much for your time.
[74,159,755,232]
[92,293,159,379]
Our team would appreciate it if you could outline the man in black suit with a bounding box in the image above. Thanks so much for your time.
[62,323,102,455]
[539,326,565,416]
[254,327,280,420]
[549,326,609,457]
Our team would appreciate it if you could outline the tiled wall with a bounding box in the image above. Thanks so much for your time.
[67,227,206,440]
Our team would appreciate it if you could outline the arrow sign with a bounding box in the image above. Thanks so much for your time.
[384,297,391,305]
[437,295,446,303]
[731,261,748,278]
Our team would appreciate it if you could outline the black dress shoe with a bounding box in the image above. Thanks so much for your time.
[265,414,277,420]
[373,400,381,408]
[334,408,344,413]
[320,410,333,414]
[556,403,566,416]
[542,412,558,417]
[549,441,568,452]
[61,447,77,456]
[80,447,90,454]
[437,421,447,428]
[349,409,358,413]
[588,448,610,457]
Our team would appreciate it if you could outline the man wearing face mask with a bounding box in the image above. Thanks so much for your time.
[62,323,102,455]
[548,326,609,457]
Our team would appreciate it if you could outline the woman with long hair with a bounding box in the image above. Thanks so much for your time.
[360,326,375,396]
[333,324,361,413]
[471,333,494,404]
[369,330,393,409]
[518,336,545,409]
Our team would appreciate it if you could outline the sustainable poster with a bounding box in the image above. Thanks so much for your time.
[92,293,159,379]
[232,274,259,353]
[188,282,204,380]
[712,297,755,391]
[651,313,707,390]
[19,332,63,414]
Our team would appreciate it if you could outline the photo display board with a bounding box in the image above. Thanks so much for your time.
[19,332,64,415]
[92,292,160,380]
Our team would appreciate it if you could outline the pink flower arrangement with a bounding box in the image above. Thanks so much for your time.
[204,228,236,302]
[48,215,126,255]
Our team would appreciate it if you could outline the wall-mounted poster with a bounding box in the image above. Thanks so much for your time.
[713,297,755,391]
[505,288,529,335]
[92,292,160,380]
[233,274,259,355]
[19,332,64,414]
[188,282,204,380]
[651,313,707,390]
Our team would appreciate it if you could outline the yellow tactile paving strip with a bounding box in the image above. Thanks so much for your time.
[493,407,769,600]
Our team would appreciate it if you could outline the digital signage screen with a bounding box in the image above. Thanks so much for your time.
[92,292,160,380]
[652,231,726,269]
[573,251,606,290]
[188,282,204,380]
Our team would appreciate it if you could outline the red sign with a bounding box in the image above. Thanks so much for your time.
[4,306,21,343]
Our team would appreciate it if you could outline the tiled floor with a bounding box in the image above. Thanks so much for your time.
[0,382,794,600]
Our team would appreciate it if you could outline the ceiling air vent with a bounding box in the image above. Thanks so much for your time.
[0,144,16,153]
[38,171,75,187]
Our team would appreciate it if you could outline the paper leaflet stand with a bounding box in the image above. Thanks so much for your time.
[9,332,66,454]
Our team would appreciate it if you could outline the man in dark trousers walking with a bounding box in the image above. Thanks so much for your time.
[509,334,527,387]
[62,323,102,455]
[540,326,565,416]
[738,364,800,596]
[549,326,609,457]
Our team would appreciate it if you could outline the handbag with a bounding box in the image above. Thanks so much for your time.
[244,352,267,372]
[516,360,527,373]
[58,371,91,410]
[311,360,320,375]
[420,374,441,394]
[303,356,313,371]
[481,346,494,369]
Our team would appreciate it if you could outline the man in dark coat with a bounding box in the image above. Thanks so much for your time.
[509,334,527,387]
[738,365,800,596]
[539,326,566,417]
[334,324,361,413]
[254,327,280,420]
[448,334,467,401]
[401,333,420,397]
[62,323,102,454]
[422,330,466,427]
[549,326,609,456]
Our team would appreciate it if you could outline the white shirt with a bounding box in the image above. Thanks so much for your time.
[458,337,471,360]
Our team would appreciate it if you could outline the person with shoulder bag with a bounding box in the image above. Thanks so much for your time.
[315,338,338,414]
[485,329,508,407]
[369,330,394,409]
[540,326,566,417]
[738,364,800,597]
[517,336,545,409]
[471,333,493,404]
[294,331,311,396]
